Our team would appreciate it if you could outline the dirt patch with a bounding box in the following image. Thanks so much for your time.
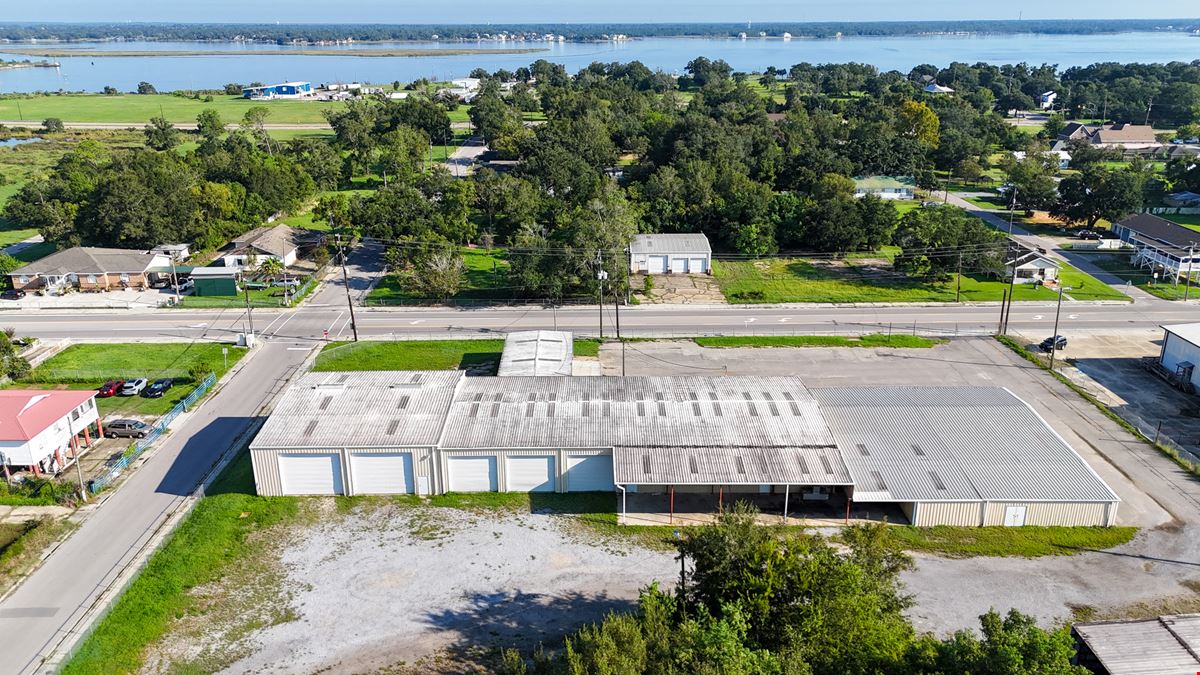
[636,273,726,305]
[210,500,675,674]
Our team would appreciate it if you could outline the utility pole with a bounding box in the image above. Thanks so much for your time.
[1144,96,1154,127]
[621,247,631,376]
[1048,284,1069,370]
[956,252,962,303]
[243,273,255,339]
[68,416,87,502]
[1185,245,1195,302]
[170,254,180,305]
[1001,186,1019,335]
[595,250,607,341]
[336,233,359,342]
[997,288,1008,335]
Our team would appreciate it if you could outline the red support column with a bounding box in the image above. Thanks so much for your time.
[31,463,41,478]
[96,418,104,439]
[83,426,92,447]
[718,486,723,511]
[55,448,65,468]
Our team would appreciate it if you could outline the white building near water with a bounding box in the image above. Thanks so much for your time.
[629,233,712,275]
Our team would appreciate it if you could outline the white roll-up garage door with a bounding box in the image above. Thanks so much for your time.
[670,258,687,274]
[447,456,498,492]
[350,452,414,495]
[648,255,668,274]
[506,455,556,492]
[688,257,707,274]
[565,454,614,492]
[279,453,344,495]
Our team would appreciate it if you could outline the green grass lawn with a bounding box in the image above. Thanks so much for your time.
[1088,253,1194,300]
[713,257,1128,304]
[0,94,344,125]
[963,194,1007,210]
[367,248,512,304]
[1165,213,1200,231]
[62,449,299,674]
[314,339,505,373]
[693,334,940,349]
[883,525,1138,558]
[175,282,310,309]
[11,241,55,263]
[18,343,247,417]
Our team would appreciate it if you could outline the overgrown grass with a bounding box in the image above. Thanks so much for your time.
[693,334,939,349]
[714,257,1127,303]
[62,450,298,674]
[883,525,1138,558]
[996,335,1200,482]
[0,517,77,596]
[314,339,505,373]
[367,248,513,304]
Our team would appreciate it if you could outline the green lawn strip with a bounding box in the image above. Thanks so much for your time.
[1087,254,1189,300]
[175,285,300,308]
[882,525,1138,558]
[1056,264,1133,302]
[573,339,601,357]
[314,339,505,372]
[963,195,1007,210]
[61,451,298,674]
[693,334,939,349]
[0,517,77,596]
[996,335,1200,482]
[0,94,343,125]
[367,248,512,303]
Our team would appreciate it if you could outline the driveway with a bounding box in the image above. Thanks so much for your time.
[447,136,487,177]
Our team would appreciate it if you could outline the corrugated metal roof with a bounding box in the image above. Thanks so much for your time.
[440,376,835,450]
[614,446,851,485]
[250,371,464,448]
[630,234,712,255]
[1075,614,1200,674]
[811,387,1120,504]
[498,331,574,377]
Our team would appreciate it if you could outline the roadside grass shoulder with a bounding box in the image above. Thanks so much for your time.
[883,525,1138,558]
[0,517,78,597]
[573,339,601,358]
[62,451,299,675]
[693,334,939,349]
[1087,254,1189,300]
[314,339,505,373]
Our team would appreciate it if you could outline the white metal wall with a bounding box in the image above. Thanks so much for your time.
[910,501,981,527]
[983,501,1112,527]
[1161,332,1200,387]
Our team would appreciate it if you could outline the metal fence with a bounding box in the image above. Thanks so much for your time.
[89,373,217,494]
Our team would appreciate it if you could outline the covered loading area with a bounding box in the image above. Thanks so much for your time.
[811,386,1121,527]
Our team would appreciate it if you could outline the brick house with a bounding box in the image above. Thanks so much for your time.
[9,247,172,293]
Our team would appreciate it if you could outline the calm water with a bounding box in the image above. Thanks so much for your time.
[0,31,1198,92]
[0,137,42,147]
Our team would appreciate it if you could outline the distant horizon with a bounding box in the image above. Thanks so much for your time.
[2,18,1199,26]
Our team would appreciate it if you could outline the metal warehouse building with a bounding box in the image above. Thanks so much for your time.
[249,371,1119,527]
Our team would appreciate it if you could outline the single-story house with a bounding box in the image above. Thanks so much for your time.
[1165,191,1200,208]
[922,83,954,94]
[1158,323,1200,390]
[0,390,100,477]
[243,81,312,100]
[9,247,172,293]
[1059,122,1158,149]
[191,266,242,297]
[853,176,916,200]
[220,225,303,268]
[629,233,712,275]
[150,243,191,262]
[1038,91,1057,110]
[248,368,1119,528]
[1073,614,1200,674]
[1013,149,1071,169]
[1005,244,1062,285]
[1111,213,1200,281]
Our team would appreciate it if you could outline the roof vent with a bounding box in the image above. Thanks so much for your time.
[525,393,537,418]
[582,392,590,418]
[734,456,746,474]
[763,392,780,416]
[643,454,651,474]
[688,392,701,416]
[743,392,758,417]
[637,397,645,417]
[655,392,666,416]
[303,420,319,436]
[397,396,410,410]
[688,456,698,474]
[782,392,801,415]
[337,374,350,383]
[871,471,888,491]
[547,392,556,417]
[387,420,400,435]
[319,395,333,411]
[857,443,870,457]
[708,392,722,417]
[912,444,926,457]
[797,456,809,475]
[820,455,833,475]
[469,393,483,418]
[929,471,946,491]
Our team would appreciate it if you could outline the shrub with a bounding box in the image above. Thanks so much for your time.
[643,275,654,293]
[41,117,65,133]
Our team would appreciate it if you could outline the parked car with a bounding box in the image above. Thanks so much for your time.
[97,380,125,398]
[1039,335,1068,352]
[1077,230,1102,240]
[142,378,173,398]
[173,279,194,293]
[119,378,148,396]
[271,278,301,288]
[105,419,150,439]
[1,289,26,300]
[921,201,943,208]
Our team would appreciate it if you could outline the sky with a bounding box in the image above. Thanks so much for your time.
[6,1,1199,24]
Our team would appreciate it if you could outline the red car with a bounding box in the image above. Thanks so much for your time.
[97,380,125,398]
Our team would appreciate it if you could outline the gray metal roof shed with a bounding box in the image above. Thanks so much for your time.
[630,234,712,255]
[1074,614,1200,674]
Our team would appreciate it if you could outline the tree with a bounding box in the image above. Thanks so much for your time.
[894,206,1005,280]
[196,109,225,142]
[1053,168,1145,228]
[1042,112,1067,139]
[955,158,984,184]
[257,256,283,279]
[42,118,64,133]
[897,99,941,148]
[223,83,243,96]
[1002,153,1058,213]
[400,248,464,301]
[143,116,181,151]
[136,81,157,95]
[241,106,272,150]
[312,193,352,232]
[101,86,119,96]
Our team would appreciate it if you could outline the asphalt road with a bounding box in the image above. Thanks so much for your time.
[0,339,315,675]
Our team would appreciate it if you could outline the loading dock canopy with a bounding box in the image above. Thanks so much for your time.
[811,387,1119,504]
[614,446,851,485]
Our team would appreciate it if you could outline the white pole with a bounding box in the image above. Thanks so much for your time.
[783,484,789,525]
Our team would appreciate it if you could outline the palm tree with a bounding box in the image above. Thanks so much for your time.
[258,257,284,280]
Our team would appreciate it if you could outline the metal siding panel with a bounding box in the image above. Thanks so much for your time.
[916,501,982,527]
[986,501,1109,526]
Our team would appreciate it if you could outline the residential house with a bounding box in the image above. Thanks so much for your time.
[150,243,191,262]
[922,83,955,94]
[1111,213,1200,281]
[1005,243,1061,285]
[1038,91,1057,110]
[1058,122,1159,148]
[853,176,916,200]
[1013,149,1071,169]
[9,247,172,293]
[0,390,100,477]
[220,225,304,268]
[1165,191,1200,208]
[629,233,712,274]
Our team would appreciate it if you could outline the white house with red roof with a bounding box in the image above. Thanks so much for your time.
[0,390,99,477]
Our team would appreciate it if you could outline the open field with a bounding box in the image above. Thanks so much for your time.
[367,248,512,303]
[713,256,1128,304]
[0,94,344,125]
[314,339,505,373]
[18,342,247,417]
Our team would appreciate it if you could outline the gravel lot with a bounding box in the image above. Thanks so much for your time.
[220,503,676,674]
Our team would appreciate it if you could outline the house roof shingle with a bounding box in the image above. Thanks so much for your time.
[1115,213,1200,253]
[230,225,303,258]
[11,247,161,277]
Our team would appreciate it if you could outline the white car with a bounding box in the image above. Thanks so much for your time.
[119,378,148,396]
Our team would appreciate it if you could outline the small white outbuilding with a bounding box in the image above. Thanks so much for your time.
[629,233,712,275]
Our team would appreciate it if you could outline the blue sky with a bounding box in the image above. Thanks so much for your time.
[7,1,1198,24]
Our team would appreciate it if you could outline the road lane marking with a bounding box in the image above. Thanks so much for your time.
[1032,315,1044,320]
[778,317,791,323]
[326,312,344,334]
[409,319,426,325]
[269,311,298,337]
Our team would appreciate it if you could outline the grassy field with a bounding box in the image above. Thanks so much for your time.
[884,525,1138,558]
[367,248,512,304]
[20,343,247,417]
[0,94,344,125]
[713,257,1129,304]
[1088,253,1193,300]
[693,334,940,349]
[61,450,299,675]
[314,339,505,373]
